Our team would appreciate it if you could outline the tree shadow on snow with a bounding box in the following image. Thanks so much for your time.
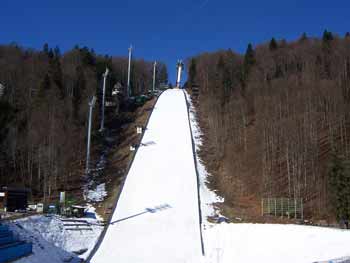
[110,204,171,225]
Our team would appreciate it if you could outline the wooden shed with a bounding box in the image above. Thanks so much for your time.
[0,187,30,212]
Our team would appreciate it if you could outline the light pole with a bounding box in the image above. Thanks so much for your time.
[86,96,96,174]
[100,68,109,132]
[127,45,132,98]
[153,61,157,94]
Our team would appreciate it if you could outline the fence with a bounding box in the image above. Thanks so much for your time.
[261,198,303,219]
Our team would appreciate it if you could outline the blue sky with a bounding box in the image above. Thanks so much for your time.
[1,0,349,83]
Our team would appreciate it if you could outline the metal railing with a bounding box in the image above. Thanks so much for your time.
[261,198,303,219]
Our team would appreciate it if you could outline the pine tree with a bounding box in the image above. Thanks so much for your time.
[50,60,64,98]
[323,30,334,42]
[269,38,278,51]
[0,101,14,144]
[328,152,350,222]
[188,58,197,85]
[73,66,85,120]
[242,43,256,85]
[80,46,96,66]
[48,48,64,99]
[37,74,50,99]
[48,48,54,59]
[216,55,231,98]
[43,43,49,55]
[300,32,308,42]
[244,43,255,71]
[54,46,61,58]
[322,30,334,78]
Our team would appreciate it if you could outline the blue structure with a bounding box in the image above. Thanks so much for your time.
[0,223,32,263]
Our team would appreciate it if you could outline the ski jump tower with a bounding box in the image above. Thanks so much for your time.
[176,60,184,88]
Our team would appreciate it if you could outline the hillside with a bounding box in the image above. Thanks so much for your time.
[187,31,350,223]
[0,43,168,206]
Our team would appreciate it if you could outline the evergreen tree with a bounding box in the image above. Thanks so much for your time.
[54,46,61,58]
[328,152,350,222]
[48,54,64,98]
[188,58,197,85]
[242,43,256,85]
[0,101,14,144]
[300,32,308,42]
[43,43,49,55]
[80,46,96,66]
[244,43,256,71]
[73,66,85,120]
[48,48,54,59]
[323,30,334,42]
[269,37,278,51]
[345,32,350,39]
[322,30,334,78]
[37,74,50,100]
[216,55,231,97]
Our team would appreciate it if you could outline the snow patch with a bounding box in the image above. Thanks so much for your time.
[7,206,104,262]
[6,221,79,263]
[86,183,107,202]
[84,144,109,203]
[201,223,350,263]
[185,91,223,222]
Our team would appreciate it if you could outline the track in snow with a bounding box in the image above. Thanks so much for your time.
[90,89,202,263]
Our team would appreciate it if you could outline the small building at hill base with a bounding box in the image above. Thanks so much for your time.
[0,187,30,212]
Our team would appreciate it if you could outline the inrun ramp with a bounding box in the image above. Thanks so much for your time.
[90,89,202,263]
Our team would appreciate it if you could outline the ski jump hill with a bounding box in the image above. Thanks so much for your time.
[90,88,203,263]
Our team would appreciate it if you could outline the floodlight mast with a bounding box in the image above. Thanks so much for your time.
[86,96,96,174]
[100,68,109,132]
[127,45,132,98]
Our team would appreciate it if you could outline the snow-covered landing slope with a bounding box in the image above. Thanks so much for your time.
[91,89,202,263]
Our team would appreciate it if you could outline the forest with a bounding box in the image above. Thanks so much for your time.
[0,43,168,202]
[188,31,350,221]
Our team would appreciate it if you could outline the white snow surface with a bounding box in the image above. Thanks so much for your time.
[91,89,203,263]
[86,183,108,202]
[6,206,103,262]
[202,223,350,263]
[185,91,350,263]
[7,221,79,263]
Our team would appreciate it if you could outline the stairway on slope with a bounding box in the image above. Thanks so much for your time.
[0,224,32,263]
